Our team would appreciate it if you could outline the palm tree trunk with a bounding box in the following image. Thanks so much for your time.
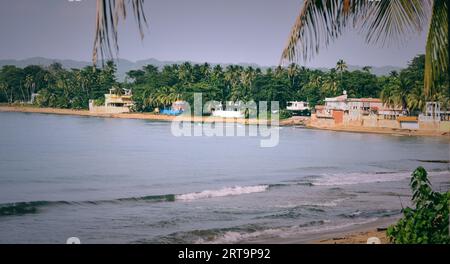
[2,89,8,103]
[20,82,26,102]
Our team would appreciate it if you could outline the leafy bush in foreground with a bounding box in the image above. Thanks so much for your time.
[387,167,450,244]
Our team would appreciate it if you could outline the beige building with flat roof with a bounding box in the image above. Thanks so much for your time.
[89,88,134,114]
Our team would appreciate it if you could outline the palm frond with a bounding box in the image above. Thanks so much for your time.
[359,0,431,46]
[280,0,448,98]
[280,0,432,65]
[424,0,448,96]
[93,0,148,67]
[280,0,369,65]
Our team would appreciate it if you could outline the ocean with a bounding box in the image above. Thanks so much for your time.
[0,112,449,243]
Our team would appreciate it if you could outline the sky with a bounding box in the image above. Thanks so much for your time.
[0,0,429,68]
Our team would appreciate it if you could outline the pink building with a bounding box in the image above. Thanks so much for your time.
[314,92,405,126]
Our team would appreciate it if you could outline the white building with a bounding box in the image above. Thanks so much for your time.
[315,91,402,121]
[324,93,348,111]
[378,105,404,120]
[286,101,310,111]
[419,102,450,122]
[209,102,247,118]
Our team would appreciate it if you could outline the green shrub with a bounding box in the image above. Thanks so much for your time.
[279,110,292,120]
[387,167,450,244]
[94,98,104,106]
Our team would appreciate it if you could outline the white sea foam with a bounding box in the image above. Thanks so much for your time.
[275,198,348,208]
[199,228,285,244]
[312,170,449,186]
[175,185,269,201]
[197,218,378,244]
[195,224,312,244]
[302,198,348,207]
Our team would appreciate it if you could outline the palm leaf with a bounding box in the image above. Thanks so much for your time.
[424,0,448,96]
[93,0,148,66]
[281,0,431,65]
[280,0,369,64]
[359,0,431,46]
[280,0,447,97]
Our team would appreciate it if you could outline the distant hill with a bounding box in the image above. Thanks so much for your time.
[0,57,403,80]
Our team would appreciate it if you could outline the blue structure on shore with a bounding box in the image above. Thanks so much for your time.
[159,100,188,115]
[160,108,184,115]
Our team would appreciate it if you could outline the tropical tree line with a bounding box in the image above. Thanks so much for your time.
[0,55,448,114]
[380,55,449,115]
[127,60,381,112]
[126,55,448,114]
[0,61,117,109]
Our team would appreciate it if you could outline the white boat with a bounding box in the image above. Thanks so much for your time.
[212,109,244,118]
[286,101,310,111]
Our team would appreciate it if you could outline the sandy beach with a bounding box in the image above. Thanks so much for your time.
[309,217,396,244]
[315,229,388,244]
[306,124,450,138]
[246,217,398,244]
[2,105,449,138]
[0,105,271,125]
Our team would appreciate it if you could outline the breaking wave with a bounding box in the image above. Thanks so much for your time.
[0,200,71,216]
[274,198,348,209]
[0,185,269,217]
[175,185,269,201]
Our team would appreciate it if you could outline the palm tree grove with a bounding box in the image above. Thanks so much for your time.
[1,55,446,118]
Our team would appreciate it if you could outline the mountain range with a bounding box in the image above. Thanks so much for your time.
[0,57,403,81]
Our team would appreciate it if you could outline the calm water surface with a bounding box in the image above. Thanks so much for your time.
[0,112,449,243]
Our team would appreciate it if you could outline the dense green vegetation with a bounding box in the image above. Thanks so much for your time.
[0,61,117,109]
[387,167,450,244]
[0,55,448,113]
[380,55,449,115]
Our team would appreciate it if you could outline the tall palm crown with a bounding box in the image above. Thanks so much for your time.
[336,59,348,74]
[280,0,448,97]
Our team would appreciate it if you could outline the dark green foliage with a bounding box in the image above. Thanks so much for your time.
[0,61,117,109]
[2,55,447,113]
[279,110,293,120]
[380,55,449,113]
[387,167,450,244]
[126,62,385,113]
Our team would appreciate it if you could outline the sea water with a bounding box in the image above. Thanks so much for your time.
[0,112,449,243]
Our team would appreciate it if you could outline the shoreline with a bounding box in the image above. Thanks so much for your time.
[308,217,396,244]
[244,216,399,244]
[0,105,264,125]
[1,105,449,138]
[306,124,450,138]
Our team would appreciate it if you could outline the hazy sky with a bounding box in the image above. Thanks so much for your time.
[0,0,428,67]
